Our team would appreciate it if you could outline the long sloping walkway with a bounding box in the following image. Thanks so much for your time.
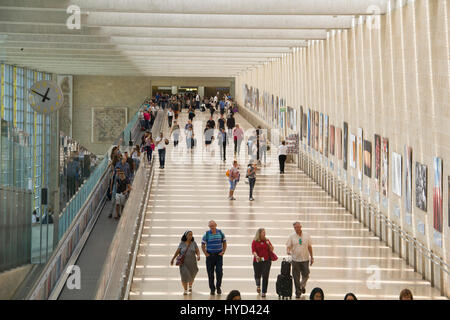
[129,109,444,300]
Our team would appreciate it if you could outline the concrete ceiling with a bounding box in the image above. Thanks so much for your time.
[0,0,387,77]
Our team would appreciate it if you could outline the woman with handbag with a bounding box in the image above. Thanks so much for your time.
[170,230,200,295]
[251,228,277,297]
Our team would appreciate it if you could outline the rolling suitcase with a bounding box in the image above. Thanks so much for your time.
[276,274,293,300]
[276,258,293,299]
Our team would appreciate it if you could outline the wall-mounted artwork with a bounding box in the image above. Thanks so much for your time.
[336,128,342,160]
[405,146,412,214]
[314,111,319,151]
[374,134,381,184]
[357,128,363,182]
[433,157,443,233]
[364,140,372,178]
[92,107,128,143]
[299,106,303,141]
[302,113,307,139]
[381,138,389,197]
[349,133,356,168]
[330,125,335,156]
[307,109,311,147]
[343,122,348,170]
[324,115,329,158]
[275,96,279,128]
[392,152,402,197]
[415,162,427,211]
[271,95,274,125]
[319,113,323,154]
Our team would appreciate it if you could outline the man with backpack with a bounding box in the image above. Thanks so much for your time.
[286,222,314,298]
[201,220,227,295]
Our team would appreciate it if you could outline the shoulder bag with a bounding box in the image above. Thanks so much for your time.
[176,242,192,266]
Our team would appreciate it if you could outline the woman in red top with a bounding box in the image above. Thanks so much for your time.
[251,228,275,297]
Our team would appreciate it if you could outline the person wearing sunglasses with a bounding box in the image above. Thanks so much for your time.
[286,222,314,299]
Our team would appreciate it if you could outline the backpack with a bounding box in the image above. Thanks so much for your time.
[205,230,224,242]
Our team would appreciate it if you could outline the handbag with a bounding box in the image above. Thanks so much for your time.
[176,242,192,266]
[269,251,278,262]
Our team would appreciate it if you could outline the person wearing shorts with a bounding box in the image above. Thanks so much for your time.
[228,160,240,200]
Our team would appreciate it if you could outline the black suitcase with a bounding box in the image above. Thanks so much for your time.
[276,274,293,299]
[281,258,291,276]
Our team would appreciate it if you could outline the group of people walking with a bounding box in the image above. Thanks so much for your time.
[170,220,314,298]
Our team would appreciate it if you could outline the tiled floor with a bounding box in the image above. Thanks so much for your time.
[129,110,446,300]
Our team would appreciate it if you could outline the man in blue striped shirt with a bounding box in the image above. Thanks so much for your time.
[202,220,227,295]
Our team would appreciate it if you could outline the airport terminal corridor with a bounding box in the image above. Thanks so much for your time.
[128,110,444,300]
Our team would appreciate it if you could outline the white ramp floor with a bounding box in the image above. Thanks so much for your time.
[129,110,445,300]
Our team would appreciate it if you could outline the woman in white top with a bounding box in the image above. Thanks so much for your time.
[155,132,168,169]
[168,108,174,128]
[278,140,288,174]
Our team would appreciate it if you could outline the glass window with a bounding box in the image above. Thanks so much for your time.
[15,67,25,131]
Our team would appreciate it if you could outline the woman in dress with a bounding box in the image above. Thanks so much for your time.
[170,230,201,295]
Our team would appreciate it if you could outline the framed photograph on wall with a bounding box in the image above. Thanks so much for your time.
[319,113,323,154]
[381,138,389,197]
[392,152,402,197]
[433,157,443,233]
[415,162,427,211]
[330,125,335,156]
[343,122,348,170]
[349,133,356,169]
[364,140,372,178]
[314,111,319,151]
[357,128,364,182]
[307,109,311,147]
[405,146,412,214]
[374,134,381,184]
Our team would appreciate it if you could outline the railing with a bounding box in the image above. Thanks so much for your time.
[26,101,149,300]
[298,150,449,298]
[95,110,165,300]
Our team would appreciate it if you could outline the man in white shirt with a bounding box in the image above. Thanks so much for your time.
[278,140,288,174]
[195,93,200,109]
[155,132,168,169]
[286,222,314,299]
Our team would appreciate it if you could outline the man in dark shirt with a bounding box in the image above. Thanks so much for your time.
[226,114,235,137]
[207,116,216,130]
[114,170,131,219]
[218,114,226,131]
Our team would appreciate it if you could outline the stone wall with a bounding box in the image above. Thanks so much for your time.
[72,76,151,155]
